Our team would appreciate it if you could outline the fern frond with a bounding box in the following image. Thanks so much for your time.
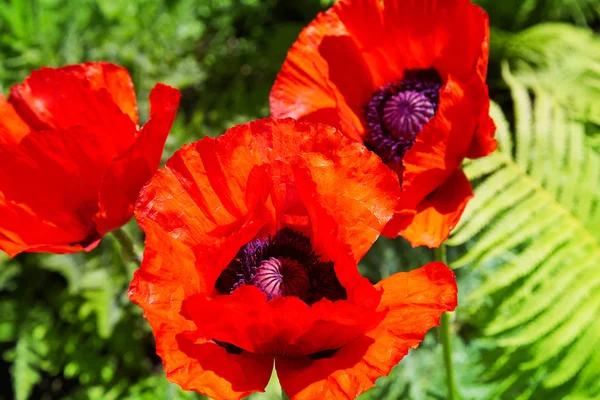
[450,64,600,399]
[476,0,599,28]
[544,317,600,388]
[12,334,42,400]
[498,23,600,125]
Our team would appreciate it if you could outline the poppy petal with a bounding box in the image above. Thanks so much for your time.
[277,262,457,400]
[61,62,139,126]
[94,83,180,235]
[0,95,31,144]
[289,165,391,309]
[128,219,273,400]
[182,284,383,357]
[401,168,473,248]
[468,109,497,159]
[0,192,99,257]
[290,149,400,263]
[8,65,137,154]
[378,0,488,81]
[0,126,119,254]
[399,74,476,210]
[133,139,271,295]
[270,7,374,142]
[134,118,400,289]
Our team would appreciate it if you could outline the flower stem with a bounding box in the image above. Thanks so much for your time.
[281,387,290,400]
[112,227,142,267]
[435,245,458,400]
[440,312,457,400]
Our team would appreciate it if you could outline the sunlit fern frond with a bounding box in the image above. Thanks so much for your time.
[475,0,599,29]
[494,23,600,127]
[448,64,600,399]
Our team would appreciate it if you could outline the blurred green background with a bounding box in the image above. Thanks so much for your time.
[1,0,599,399]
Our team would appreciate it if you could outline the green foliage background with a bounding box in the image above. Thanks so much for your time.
[0,0,599,399]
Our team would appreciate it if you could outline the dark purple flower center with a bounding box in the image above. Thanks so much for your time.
[364,68,442,167]
[215,228,346,305]
[253,257,311,300]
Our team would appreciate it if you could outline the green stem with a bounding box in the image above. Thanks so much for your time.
[281,387,290,400]
[440,312,457,400]
[435,245,458,400]
[112,228,142,266]
[433,245,447,264]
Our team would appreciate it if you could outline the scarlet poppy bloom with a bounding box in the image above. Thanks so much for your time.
[270,0,496,247]
[129,118,457,399]
[0,62,180,257]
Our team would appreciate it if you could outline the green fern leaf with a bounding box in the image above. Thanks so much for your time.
[9,308,53,400]
[450,64,600,399]
[11,334,41,400]
[498,23,600,125]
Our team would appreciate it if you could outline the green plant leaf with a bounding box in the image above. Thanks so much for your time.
[449,64,600,399]
[494,23,600,126]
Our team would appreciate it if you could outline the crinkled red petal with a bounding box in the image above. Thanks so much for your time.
[94,83,180,235]
[128,219,273,400]
[60,62,139,125]
[8,65,137,153]
[133,141,273,295]
[182,284,383,357]
[401,168,473,247]
[269,6,372,142]
[277,262,457,400]
[399,74,476,210]
[0,126,116,254]
[290,151,399,263]
[0,95,31,144]
[0,192,100,257]
[134,118,400,288]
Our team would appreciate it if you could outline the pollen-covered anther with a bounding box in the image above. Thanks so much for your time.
[253,257,310,300]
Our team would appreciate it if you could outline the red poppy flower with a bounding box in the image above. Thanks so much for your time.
[270,0,496,247]
[128,117,457,400]
[0,62,180,257]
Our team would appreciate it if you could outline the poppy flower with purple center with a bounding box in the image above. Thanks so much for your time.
[270,0,497,247]
[128,118,457,399]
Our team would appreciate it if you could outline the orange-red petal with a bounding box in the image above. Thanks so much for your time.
[182,284,383,357]
[289,149,399,263]
[399,75,476,209]
[94,83,180,235]
[128,219,273,400]
[134,118,400,290]
[269,6,374,142]
[468,109,497,159]
[465,9,497,159]
[60,62,139,125]
[0,191,99,257]
[277,262,457,399]
[8,65,137,153]
[0,95,31,144]
[400,168,473,248]
[0,126,115,253]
